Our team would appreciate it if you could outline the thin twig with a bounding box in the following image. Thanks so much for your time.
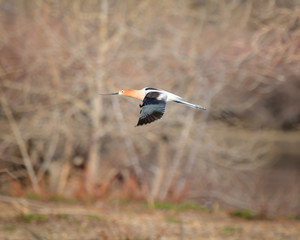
[159,110,195,200]
[180,219,185,240]
[112,97,143,180]
[25,227,44,240]
[0,92,40,192]
[0,195,103,216]
[0,168,19,180]
[175,90,212,196]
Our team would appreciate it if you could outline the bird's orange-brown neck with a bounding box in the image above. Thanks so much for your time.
[121,89,145,100]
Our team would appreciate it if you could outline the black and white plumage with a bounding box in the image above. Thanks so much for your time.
[100,87,206,126]
[137,91,167,126]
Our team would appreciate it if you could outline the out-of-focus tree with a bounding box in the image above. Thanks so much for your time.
[0,0,299,215]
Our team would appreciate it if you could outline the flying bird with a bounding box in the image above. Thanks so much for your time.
[101,87,206,126]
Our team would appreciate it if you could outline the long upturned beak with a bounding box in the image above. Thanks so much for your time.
[99,92,119,95]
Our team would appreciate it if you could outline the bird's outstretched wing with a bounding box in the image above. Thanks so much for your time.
[136,92,167,126]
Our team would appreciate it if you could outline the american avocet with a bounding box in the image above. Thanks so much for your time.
[101,87,206,126]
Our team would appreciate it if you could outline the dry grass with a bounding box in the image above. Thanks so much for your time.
[0,202,300,240]
[0,200,300,240]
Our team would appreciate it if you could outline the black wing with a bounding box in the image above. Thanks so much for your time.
[136,92,167,126]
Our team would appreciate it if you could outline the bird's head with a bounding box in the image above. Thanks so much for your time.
[100,89,144,100]
[118,89,145,100]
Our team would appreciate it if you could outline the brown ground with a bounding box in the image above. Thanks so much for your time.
[0,199,299,240]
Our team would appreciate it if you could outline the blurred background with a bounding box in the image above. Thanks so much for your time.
[0,0,299,217]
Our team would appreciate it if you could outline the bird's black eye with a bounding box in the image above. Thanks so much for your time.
[121,90,124,93]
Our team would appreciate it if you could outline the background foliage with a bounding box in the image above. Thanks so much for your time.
[0,0,299,216]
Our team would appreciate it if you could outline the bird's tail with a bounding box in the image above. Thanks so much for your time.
[174,99,206,110]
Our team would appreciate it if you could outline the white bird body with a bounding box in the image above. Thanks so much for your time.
[142,88,182,102]
[101,87,206,126]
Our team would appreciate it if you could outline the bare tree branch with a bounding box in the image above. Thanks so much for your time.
[0,92,40,192]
